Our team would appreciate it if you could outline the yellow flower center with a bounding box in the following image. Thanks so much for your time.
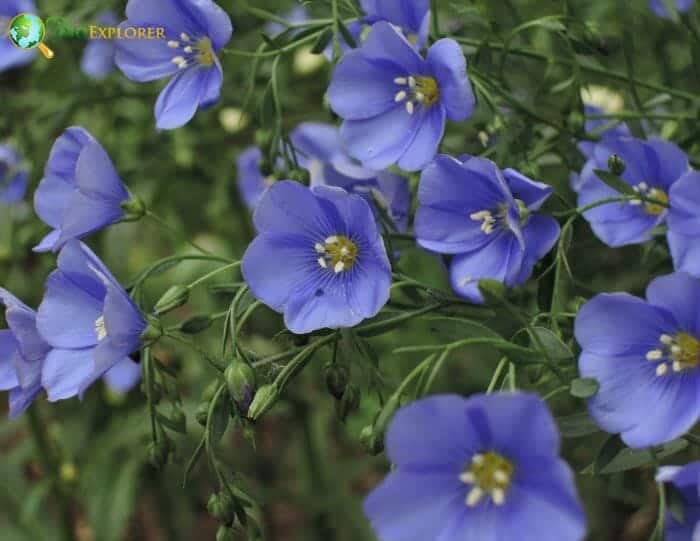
[647,332,700,376]
[393,75,440,114]
[315,235,358,274]
[414,76,440,106]
[459,452,514,507]
[630,182,668,216]
[197,37,215,66]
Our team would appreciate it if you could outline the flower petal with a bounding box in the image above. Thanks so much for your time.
[668,232,700,279]
[0,330,20,391]
[74,139,129,203]
[154,66,207,129]
[361,21,425,74]
[646,273,700,335]
[42,348,95,402]
[426,39,475,121]
[103,357,142,393]
[114,24,180,82]
[397,105,446,172]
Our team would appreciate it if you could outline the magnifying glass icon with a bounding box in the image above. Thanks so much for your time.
[7,13,54,59]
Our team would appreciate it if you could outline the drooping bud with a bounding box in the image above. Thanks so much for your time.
[324,363,349,400]
[154,285,190,315]
[224,361,257,414]
[607,153,625,175]
[336,383,360,422]
[208,491,236,524]
[121,197,147,221]
[360,424,384,455]
[140,315,163,346]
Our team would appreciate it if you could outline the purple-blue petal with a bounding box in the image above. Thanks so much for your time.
[154,65,208,130]
[646,273,700,336]
[103,357,142,393]
[41,347,95,401]
[426,39,475,121]
[397,105,446,171]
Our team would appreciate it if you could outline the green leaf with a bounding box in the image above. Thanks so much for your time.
[530,327,574,362]
[337,20,357,48]
[180,314,213,334]
[208,387,230,444]
[183,436,206,488]
[425,317,501,342]
[585,438,688,475]
[556,411,601,439]
[593,169,635,195]
[592,435,626,475]
[570,377,599,398]
[311,27,334,54]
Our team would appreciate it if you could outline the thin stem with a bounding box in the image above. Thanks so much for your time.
[187,261,241,290]
[486,357,509,394]
[146,210,215,255]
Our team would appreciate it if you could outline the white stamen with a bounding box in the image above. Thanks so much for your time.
[180,32,190,42]
[632,186,640,193]
[638,182,649,191]
[406,101,414,114]
[491,488,505,506]
[408,76,416,88]
[481,222,495,234]
[184,45,193,54]
[470,210,491,221]
[415,91,425,102]
[471,454,484,466]
[340,246,349,257]
[629,199,642,206]
[656,363,668,376]
[394,90,407,102]
[167,40,179,48]
[171,56,186,65]
[673,360,682,372]
[660,334,674,345]
[671,345,682,355]
[466,487,483,507]
[646,349,663,361]
[459,276,473,287]
[95,316,107,341]
[459,472,475,484]
[318,257,327,269]
[493,470,509,484]
[315,243,326,253]
[334,261,345,273]
[394,77,407,85]
[325,236,339,244]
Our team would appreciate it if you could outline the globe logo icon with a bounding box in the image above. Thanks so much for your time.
[7,13,54,59]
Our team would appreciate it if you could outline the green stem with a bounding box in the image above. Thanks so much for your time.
[187,261,241,290]
[486,357,509,394]
[27,406,77,541]
[146,210,215,256]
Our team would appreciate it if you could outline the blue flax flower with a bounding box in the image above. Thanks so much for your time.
[415,155,560,303]
[650,0,694,18]
[576,136,688,247]
[657,462,700,540]
[115,0,233,130]
[361,0,430,49]
[37,241,146,401]
[364,393,586,541]
[0,144,28,204]
[667,171,700,277]
[328,22,475,172]
[575,272,700,447]
[241,181,391,334]
[0,290,48,417]
[33,127,133,253]
[290,122,410,232]
[236,146,276,211]
[103,357,142,393]
[0,0,37,71]
[81,10,118,80]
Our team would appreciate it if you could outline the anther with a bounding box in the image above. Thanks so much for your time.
[673,361,682,372]
[415,91,425,102]
[466,487,484,507]
[315,243,326,253]
[184,46,193,54]
[167,40,179,48]
[491,488,505,506]
[394,77,407,85]
[646,349,663,361]
[408,76,416,88]
[318,257,327,269]
[334,261,345,273]
[394,90,407,102]
[406,101,414,114]
[660,334,674,345]
[180,32,190,42]
[656,363,668,376]
[325,236,338,244]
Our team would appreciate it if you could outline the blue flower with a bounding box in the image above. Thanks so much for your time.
[33,127,133,253]
[667,171,700,277]
[236,146,275,211]
[290,122,410,232]
[650,0,694,18]
[657,462,700,541]
[115,0,233,130]
[241,181,391,334]
[415,155,560,303]
[0,144,28,205]
[324,21,364,60]
[364,393,586,541]
[0,289,49,417]
[37,241,146,401]
[575,136,689,247]
[361,0,430,49]
[0,0,37,72]
[328,22,475,172]
[80,10,118,80]
[103,357,142,393]
[575,272,700,448]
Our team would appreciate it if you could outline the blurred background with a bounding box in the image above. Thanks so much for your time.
[1,0,700,539]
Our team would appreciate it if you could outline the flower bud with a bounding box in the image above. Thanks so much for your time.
[247,383,278,421]
[360,424,384,455]
[215,526,238,541]
[179,314,213,334]
[208,492,236,524]
[120,197,147,221]
[154,285,190,315]
[140,315,163,346]
[324,363,349,400]
[607,153,625,175]
[148,437,170,468]
[196,401,210,426]
[254,129,274,149]
[336,383,360,422]
[224,361,257,414]
[478,279,507,305]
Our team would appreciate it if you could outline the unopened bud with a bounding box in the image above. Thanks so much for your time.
[336,383,360,422]
[140,316,163,346]
[215,526,237,541]
[208,492,235,524]
[360,424,384,455]
[247,383,278,421]
[607,153,625,175]
[120,197,147,221]
[225,361,257,414]
[254,130,274,149]
[148,437,170,468]
[180,314,213,334]
[154,285,190,314]
[324,363,349,400]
